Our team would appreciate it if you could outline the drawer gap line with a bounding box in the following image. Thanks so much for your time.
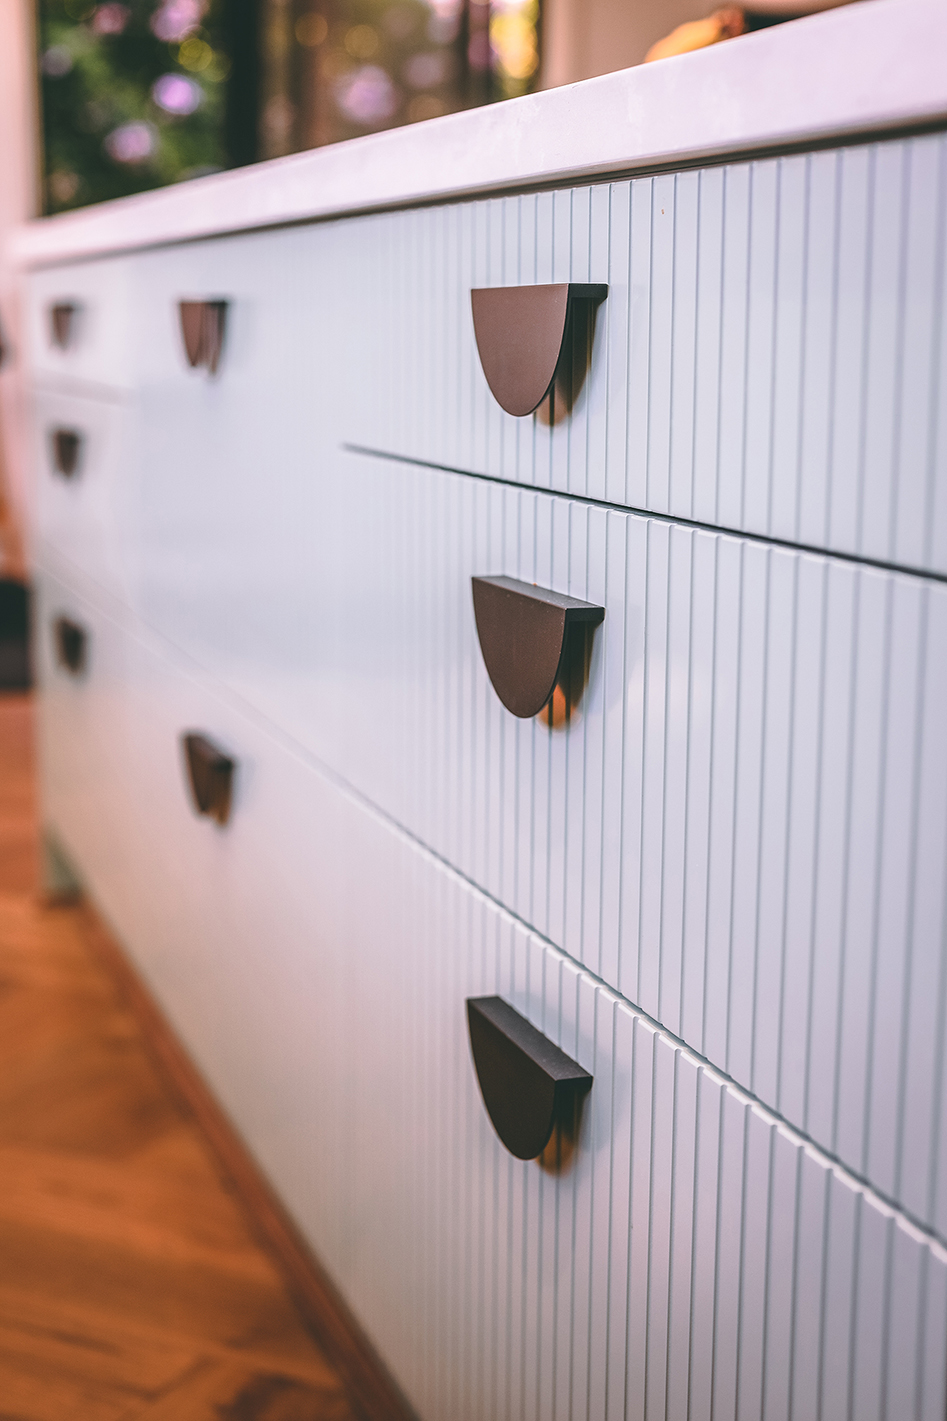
[344,443,947,588]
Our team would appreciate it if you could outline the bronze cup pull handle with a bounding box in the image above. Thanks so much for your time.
[178,300,228,375]
[53,616,88,675]
[51,427,83,478]
[466,996,593,1161]
[470,283,606,418]
[49,302,79,350]
[471,574,604,720]
[181,732,236,825]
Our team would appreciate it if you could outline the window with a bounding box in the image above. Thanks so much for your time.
[37,0,542,212]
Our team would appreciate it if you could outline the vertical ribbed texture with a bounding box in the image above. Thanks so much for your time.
[351,131,947,575]
[33,250,947,1246]
[35,556,947,1421]
[27,126,947,1421]
[56,419,947,1242]
[302,761,947,1421]
[191,447,944,1243]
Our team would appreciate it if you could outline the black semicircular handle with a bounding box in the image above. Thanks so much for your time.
[470,283,607,417]
[51,427,83,478]
[181,731,236,825]
[472,574,604,718]
[178,300,228,375]
[53,616,88,675]
[467,996,593,1160]
[49,302,80,350]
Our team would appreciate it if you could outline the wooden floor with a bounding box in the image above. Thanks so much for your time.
[0,694,360,1421]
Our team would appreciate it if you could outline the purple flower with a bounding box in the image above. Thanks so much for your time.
[42,46,74,78]
[152,73,202,114]
[92,4,130,35]
[104,121,156,164]
[335,65,398,125]
[150,0,206,44]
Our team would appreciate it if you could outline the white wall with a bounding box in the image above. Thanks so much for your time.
[0,0,39,578]
[540,0,859,88]
[542,0,703,86]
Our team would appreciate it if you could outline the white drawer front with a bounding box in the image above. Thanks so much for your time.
[342,834,947,1421]
[33,564,947,1421]
[34,566,354,1263]
[32,388,137,604]
[32,131,947,573]
[129,219,355,397]
[85,446,947,1239]
[26,218,350,441]
[91,223,354,633]
[345,130,947,576]
[26,256,136,393]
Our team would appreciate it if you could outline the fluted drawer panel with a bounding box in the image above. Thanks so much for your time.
[264,779,947,1421]
[349,129,947,575]
[118,445,947,1237]
[34,559,947,1421]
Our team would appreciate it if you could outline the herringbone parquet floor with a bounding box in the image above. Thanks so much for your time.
[0,693,357,1421]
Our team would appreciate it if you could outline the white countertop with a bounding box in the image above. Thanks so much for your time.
[12,0,946,267]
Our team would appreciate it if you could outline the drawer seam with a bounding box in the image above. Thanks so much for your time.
[345,443,947,587]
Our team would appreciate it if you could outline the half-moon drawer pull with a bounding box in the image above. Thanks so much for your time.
[472,574,604,719]
[49,302,79,350]
[53,616,88,674]
[178,300,228,374]
[467,996,592,1160]
[181,732,235,825]
[470,283,607,417]
[51,428,83,478]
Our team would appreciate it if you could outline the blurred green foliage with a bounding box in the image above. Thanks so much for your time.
[36,0,542,213]
[37,0,229,213]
